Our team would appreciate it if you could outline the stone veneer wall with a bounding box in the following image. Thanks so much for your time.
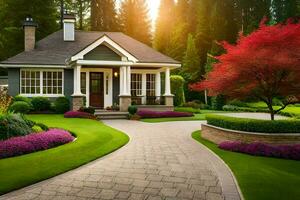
[201,124,300,145]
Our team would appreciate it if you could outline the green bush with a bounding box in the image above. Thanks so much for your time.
[31,97,51,111]
[128,105,138,115]
[35,122,49,131]
[183,101,201,109]
[223,105,269,113]
[206,114,300,133]
[10,101,31,114]
[170,75,185,106]
[13,95,31,104]
[211,95,226,110]
[54,97,70,113]
[79,107,95,114]
[0,113,33,140]
[228,99,248,107]
[32,125,43,132]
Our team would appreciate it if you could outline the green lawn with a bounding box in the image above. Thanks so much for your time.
[247,102,300,116]
[141,109,226,123]
[0,115,129,195]
[192,131,300,200]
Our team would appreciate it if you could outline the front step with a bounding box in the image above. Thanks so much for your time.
[95,111,129,120]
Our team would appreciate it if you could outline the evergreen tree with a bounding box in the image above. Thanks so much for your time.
[165,0,189,61]
[271,0,300,23]
[91,0,119,31]
[119,0,151,45]
[0,0,58,61]
[182,34,200,81]
[153,0,175,53]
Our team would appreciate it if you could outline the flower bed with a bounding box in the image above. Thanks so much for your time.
[137,110,193,118]
[0,129,74,159]
[219,141,300,160]
[64,111,96,119]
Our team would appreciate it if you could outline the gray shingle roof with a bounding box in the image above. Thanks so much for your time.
[1,30,180,65]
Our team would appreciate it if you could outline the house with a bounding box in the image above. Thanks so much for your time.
[0,15,180,112]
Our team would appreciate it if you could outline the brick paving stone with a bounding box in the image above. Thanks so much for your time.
[0,120,241,200]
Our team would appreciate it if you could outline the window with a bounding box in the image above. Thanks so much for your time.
[131,73,142,96]
[81,72,86,94]
[146,74,155,97]
[20,69,63,95]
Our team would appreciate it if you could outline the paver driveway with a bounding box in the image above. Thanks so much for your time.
[1,120,241,200]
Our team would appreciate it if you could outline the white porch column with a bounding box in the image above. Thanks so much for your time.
[126,66,131,95]
[164,67,171,95]
[85,72,90,107]
[155,72,161,97]
[120,66,126,95]
[73,65,82,95]
[142,73,147,104]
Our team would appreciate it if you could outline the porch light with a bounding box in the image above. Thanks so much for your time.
[114,72,118,78]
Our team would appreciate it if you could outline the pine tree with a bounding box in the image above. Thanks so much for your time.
[165,0,189,61]
[91,0,119,31]
[153,0,175,52]
[271,0,300,23]
[119,0,151,45]
[182,34,200,81]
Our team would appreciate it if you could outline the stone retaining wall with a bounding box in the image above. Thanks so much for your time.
[201,124,300,145]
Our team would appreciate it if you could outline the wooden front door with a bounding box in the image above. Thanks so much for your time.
[90,72,104,108]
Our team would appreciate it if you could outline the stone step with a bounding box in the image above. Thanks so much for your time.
[95,111,128,120]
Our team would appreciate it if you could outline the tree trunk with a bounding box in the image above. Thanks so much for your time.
[267,102,275,120]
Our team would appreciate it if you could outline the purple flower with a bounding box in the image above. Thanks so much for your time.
[64,111,95,119]
[137,110,193,118]
[218,141,300,160]
[0,129,74,159]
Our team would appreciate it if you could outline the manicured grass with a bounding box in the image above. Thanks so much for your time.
[174,107,201,113]
[247,102,300,116]
[141,109,226,123]
[192,131,300,200]
[0,115,129,195]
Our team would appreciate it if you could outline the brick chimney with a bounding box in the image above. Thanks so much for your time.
[63,14,76,41]
[23,17,38,52]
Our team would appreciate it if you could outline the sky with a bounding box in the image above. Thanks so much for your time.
[116,0,161,28]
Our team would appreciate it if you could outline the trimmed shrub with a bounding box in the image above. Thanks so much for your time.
[0,129,74,158]
[31,97,51,111]
[0,113,33,140]
[219,141,300,160]
[183,101,201,109]
[13,95,31,105]
[170,75,185,106]
[206,114,300,133]
[32,125,43,132]
[137,110,193,118]
[10,101,31,114]
[228,99,248,107]
[36,123,49,131]
[222,105,269,113]
[211,95,226,110]
[79,107,95,114]
[54,97,70,114]
[128,105,138,115]
[64,111,96,119]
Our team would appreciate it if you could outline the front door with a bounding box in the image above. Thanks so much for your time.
[90,72,104,108]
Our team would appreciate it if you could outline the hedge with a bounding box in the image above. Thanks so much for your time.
[206,114,300,133]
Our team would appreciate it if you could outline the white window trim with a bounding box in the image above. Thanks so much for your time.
[19,69,64,97]
[131,73,143,96]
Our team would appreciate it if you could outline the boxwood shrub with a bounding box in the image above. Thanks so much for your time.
[31,97,51,111]
[54,97,70,113]
[10,101,31,114]
[206,114,300,133]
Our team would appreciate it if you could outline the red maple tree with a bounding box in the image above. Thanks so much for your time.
[191,19,300,120]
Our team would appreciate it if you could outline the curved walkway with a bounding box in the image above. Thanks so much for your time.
[0,120,241,200]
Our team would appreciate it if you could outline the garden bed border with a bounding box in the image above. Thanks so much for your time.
[201,124,300,145]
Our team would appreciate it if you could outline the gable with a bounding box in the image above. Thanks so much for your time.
[83,44,122,61]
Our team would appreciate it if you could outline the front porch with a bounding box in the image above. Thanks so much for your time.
[71,62,175,112]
